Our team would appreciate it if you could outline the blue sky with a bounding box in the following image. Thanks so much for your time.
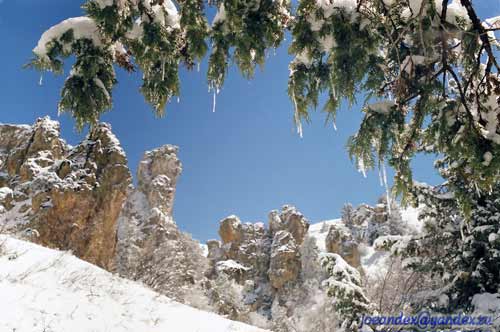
[0,1,496,241]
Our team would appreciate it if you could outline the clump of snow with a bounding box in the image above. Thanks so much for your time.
[0,235,268,332]
[294,0,360,64]
[483,151,493,166]
[200,243,209,257]
[489,233,499,243]
[307,218,341,252]
[367,100,396,114]
[0,187,13,201]
[213,3,227,25]
[320,252,366,296]
[401,0,470,27]
[472,293,500,313]
[374,235,413,258]
[400,206,423,234]
[216,260,250,272]
[148,0,180,28]
[468,87,500,145]
[34,17,103,58]
[125,18,144,39]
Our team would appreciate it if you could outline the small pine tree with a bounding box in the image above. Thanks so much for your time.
[300,235,323,281]
[321,253,372,332]
[341,203,356,227]
[449,187,500,309]
[396,182,500,312]
[387,201,405,236]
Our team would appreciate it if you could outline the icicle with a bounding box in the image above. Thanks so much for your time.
[177,97,180,103]
[250,49,256,61]
[39,74,43,86]
[358,159,367,178]
[197,62,200,72]
[291,91,303,138]
[378,166,384,186]
[474,181,481,197]
[212,89,217,113]
[333,121,337,131]
[161,59,165,81]
[382,162,392,214]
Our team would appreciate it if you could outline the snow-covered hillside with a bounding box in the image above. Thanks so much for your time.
[308,207,422,278]
[0,235,268,332]
[307,218,340,252]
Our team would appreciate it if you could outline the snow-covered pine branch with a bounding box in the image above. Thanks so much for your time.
[29,0,500,208]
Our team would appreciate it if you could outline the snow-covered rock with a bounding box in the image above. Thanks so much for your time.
[269,230,301,289]
[0,235,268,332]
[0,117,131,270]
[114,144,208,303]
[308,204,423,280]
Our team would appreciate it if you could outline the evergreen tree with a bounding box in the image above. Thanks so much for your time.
[448,184,500,310]
[341,203,356,227]
[395,182,463,309]
[320,253,372,332]
[29,0,500,207]
[396,182,500,312]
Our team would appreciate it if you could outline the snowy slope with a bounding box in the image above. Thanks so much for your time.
[308,208,422,277]
[307,218,340,252]
[0,236,268,332]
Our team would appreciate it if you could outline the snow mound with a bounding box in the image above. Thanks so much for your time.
[308,207,423,277]
[307,218,341,252]
[0,235,268,332]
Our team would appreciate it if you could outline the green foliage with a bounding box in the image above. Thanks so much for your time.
[178,0,209,67]
[321,253,372,332]
[127,22,183,114]
[288,0,383,128]
[28,0,500,209]
[394,181,500,312]
[84,1,135,40]
[27,23,116,130]
[59,40,116,130]
[208,0,289,90]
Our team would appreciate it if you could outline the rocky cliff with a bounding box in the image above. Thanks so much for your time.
[0,117,208,305]
[0,117,131,269]
[0,118,204,280]
[115,145,207,302]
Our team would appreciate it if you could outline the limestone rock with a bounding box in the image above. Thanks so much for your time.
[215,260,251,284]
[269,205,309,245]
[0,187,14,212]
[115,145,208,302]
[0,118,131,270]
[219,215,244,244]
[207,239,225,261]
[325,224,360,268]
[209,205,309,288]
[116,145,183,273]
[137,145,182,216]
[268,231,301,289]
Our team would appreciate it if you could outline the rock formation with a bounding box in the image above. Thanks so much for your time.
[208,205,309,289]
[268,230,301,289]
[0,117,131,269]
[115,145,207,302]
[116,144,183,275]
[206,205,310,321]
[0,118,206,290]
[325,224,360,268]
